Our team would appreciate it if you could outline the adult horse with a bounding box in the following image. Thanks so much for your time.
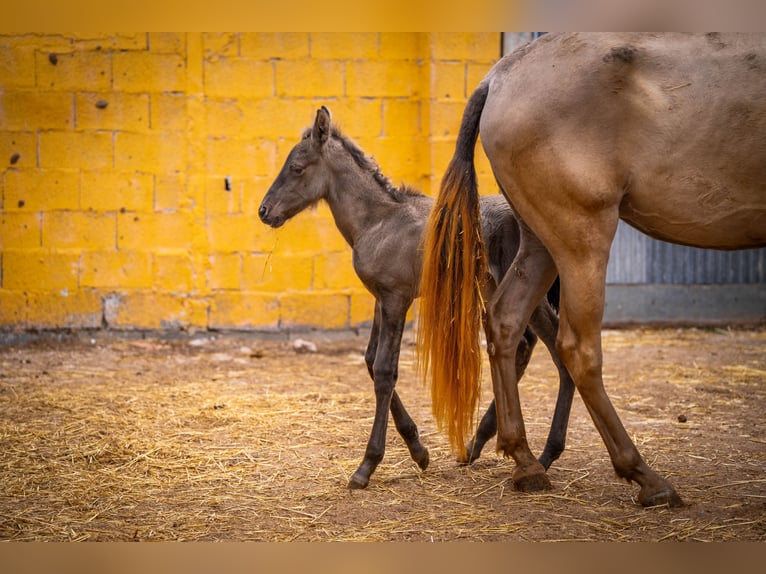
[259,107,573,489]
[419,33,765,507]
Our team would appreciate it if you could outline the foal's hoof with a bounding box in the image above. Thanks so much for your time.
[457,443,481,466]
[514,472,552,493]
[348,472,370,490]
[638,486,684,508]
[413,447,430,471]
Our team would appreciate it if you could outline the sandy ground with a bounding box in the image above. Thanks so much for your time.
[0,326,764,541]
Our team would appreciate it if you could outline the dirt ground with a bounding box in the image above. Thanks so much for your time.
[0,326,764,541]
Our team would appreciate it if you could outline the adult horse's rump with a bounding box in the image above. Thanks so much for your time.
[419,32,766,506]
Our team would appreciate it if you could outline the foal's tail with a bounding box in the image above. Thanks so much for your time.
[418,81,490,455]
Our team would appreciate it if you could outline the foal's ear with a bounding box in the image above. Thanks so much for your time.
[312,106,331,146]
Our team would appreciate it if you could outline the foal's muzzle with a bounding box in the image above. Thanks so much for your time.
[258,203,284,228]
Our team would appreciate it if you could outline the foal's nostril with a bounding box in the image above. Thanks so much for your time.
[258,204,269,220]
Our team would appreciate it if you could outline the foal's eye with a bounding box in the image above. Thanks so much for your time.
[291,165,304,176]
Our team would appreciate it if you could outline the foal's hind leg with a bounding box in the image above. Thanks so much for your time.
[461,327,537,464]
[527,299,575,470]
[349,296,421,489]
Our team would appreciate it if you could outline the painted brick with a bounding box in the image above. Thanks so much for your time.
[280,291,349,329]
[0,90,74,130]
[118,212,195,251]
[346,60,424,98]
[39,131,113,170]
[0,212,41,249]
[204,58,274,99]
[431,61,466,101]
[0,44,36,88]
[207,213,275,253]
[105,292,187,330]
[0,132,36,169]
[430,100,468,138]
[80,250,152,288]
[202,33,240,60]
[383,99,421,137]
[3,169,80,211]
[206,137,277,178]
[240,33,309,60]
[205,175,241,214]
[149,33,186,55]
[430,33,500,62]
[80,171,154,212]
[113,52,186,93]
[26,289,102,329]
[42,211,116,250]
[208,252,241,290]
[314,251,363,290]
[204,99,244,138]
[239,99,312,140]
[467,62,494,93]
[268,210,347,254]
[380,34,426,60]
[0,32,508,332]
[35,50,111,91]
[151,93,187,132]
[76,92,150,132]
[184,298,210,329]
[209,291,280,329]
[0,290,26,326]
[2,249,79,290]
[154,173,187,212]
[349,289,376,326]
[67,33,147,51]
[243,252,313,291]
[276,60,345,98]
[114,132,186,173]
[360,137,425,185]
[310,33,379,60]
[325,99,382,139]
[153,252,194,293]
[242,175,274,216]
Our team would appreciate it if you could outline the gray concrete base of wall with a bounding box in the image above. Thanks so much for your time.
[604,284,766,327]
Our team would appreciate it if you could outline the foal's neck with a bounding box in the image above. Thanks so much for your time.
[325,167,401,248]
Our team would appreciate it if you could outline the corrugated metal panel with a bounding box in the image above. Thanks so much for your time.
[608,221,766,285]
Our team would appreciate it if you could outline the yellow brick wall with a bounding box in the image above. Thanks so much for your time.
[0,32,500,332]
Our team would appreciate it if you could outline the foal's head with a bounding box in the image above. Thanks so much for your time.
[258,106,341,228]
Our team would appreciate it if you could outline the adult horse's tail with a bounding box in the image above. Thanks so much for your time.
[418,81,490,455]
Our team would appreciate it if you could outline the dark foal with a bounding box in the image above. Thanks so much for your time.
[259,106,573,489]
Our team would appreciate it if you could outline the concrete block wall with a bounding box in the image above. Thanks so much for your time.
[0,33,500,332]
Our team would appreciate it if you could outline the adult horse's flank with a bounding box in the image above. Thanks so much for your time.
[259,107,574,489]
[419,32,766,507]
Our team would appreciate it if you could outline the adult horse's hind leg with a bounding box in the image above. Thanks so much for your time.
[554,239,683,507]
[461,326,537,464]
[350,296,423,489]
[485,224,559,491]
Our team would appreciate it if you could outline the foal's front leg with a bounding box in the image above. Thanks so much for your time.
[349,296,418,489]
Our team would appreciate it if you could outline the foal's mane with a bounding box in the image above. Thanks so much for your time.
[302,125,423,202]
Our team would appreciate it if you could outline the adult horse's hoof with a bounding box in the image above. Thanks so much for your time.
[348,472,370,490]
[512,463,552,493]
[513,472,552,493]
[638,486,684,508]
